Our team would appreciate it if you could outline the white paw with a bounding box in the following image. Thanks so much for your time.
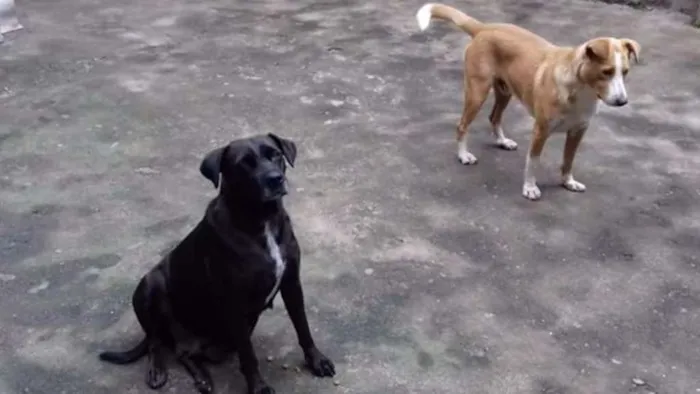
[496,137,518,151]
[458,151,478,165]
[563,178,586,192]
[522,183,542,200]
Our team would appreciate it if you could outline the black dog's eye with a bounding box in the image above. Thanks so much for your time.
[241,154,256,168]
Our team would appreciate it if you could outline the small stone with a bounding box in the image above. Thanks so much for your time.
[266,356,273,362]
[135,167,160,175]
[611,358,622,365]
[0,273,16,281]
[333,380,340,386]
[282,363,289,370]
[364,268,374,275]
[28,280,50,294]
[294,366,301,373]
[632,378,645,386]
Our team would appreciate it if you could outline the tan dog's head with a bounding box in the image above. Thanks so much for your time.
[576,37,641,107]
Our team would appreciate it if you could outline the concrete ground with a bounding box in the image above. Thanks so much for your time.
[1,0,700,393]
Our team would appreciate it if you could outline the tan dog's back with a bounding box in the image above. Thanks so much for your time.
[468,25,554,108]
[417,3,556,110]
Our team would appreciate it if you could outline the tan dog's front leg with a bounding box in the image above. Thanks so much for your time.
[522,121,549,200]
[561,125,587,193]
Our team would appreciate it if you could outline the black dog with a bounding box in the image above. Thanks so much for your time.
[98,133,335,394]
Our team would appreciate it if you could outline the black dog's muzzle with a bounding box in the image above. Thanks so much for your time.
[260,171,287,201]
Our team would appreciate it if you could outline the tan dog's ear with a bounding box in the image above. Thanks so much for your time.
[583,38,610,62]
[620,38,641,64]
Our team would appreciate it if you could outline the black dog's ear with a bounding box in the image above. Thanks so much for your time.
[268,133,297,168]
[199,146,227,188]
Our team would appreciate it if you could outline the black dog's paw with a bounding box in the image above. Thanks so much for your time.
[305,347,336,377]
[194,379,213,394]
[146,366,168,389]
[249,385,275,394]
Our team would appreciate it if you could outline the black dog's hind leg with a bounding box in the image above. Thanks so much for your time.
[199,343,230,365]
[146,341,168,389]
[131,274,173,389]
[199,314,260,366]
[280,269,336,378]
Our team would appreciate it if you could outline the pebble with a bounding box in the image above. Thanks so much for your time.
[364,268,374,275]
[0,273,16,282]
[611,358,622,365]
[333,380,340,386]
[282,364,289,370]
[632,378,645,386]
[135,167,160,175]
[266,356,273,362]
[28,280,50,294]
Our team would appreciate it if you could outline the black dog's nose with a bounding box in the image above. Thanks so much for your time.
[265,173,284,188]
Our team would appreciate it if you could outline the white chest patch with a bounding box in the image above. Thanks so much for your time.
[549,88,599,134]
[263,223,286,305]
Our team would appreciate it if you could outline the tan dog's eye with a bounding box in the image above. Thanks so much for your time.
[622,69,629,77]
[602,68,614,77]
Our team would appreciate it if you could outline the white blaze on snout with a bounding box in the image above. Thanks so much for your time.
[604,51,627,106]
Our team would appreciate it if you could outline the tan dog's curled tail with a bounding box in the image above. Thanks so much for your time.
[416,3,484,37]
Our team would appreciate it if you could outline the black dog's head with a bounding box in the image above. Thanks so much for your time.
[199,133,297,204]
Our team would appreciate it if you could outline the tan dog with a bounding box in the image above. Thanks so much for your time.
[416,3,641,200]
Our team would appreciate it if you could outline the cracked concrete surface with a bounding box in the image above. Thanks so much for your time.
[1,0,700,393]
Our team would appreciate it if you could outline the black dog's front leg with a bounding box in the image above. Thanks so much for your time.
[232,317,275,394]
[177,353,214,394]
[280,270,336,377]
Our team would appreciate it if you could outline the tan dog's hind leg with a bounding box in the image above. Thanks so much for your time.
[560,126,587,193]
[522,121,549,200]
[488,81,518,151]
[457,76,491,165]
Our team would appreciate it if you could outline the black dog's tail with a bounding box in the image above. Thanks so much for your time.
[99,337,149,364]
